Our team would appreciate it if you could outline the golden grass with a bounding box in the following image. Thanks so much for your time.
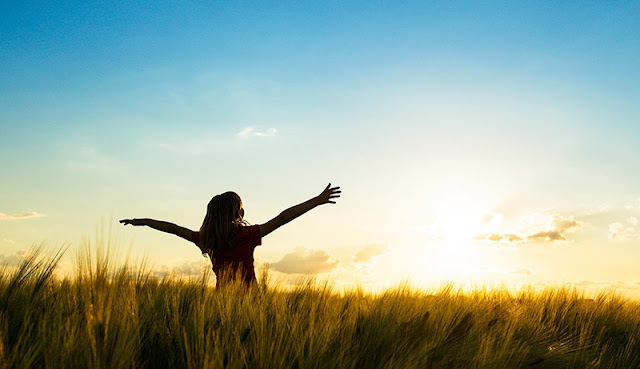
[1,246,639,369]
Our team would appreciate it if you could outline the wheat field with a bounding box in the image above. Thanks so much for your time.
[1,246,639,369]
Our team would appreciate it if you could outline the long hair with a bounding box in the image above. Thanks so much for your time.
[199,192,246,253]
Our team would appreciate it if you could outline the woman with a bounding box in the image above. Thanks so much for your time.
[120,184,341,287]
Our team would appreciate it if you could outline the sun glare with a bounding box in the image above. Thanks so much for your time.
[429,204,483,279]
[429,184,493,243]
[436,206,483,242]
[411,181,501,280]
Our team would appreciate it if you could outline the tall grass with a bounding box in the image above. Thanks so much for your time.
[1,246,639,368]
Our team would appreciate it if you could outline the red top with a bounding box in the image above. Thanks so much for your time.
[192,225,262,287]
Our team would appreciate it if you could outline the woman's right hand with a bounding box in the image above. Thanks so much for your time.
[316,183,341,205]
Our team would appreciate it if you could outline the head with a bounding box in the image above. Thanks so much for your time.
[199,192,246,252]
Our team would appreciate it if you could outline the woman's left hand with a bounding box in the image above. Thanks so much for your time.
[119,218,144,226]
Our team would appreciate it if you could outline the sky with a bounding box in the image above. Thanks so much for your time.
[1,1,640,295]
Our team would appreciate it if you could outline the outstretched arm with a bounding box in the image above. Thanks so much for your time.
[119,218,193,242]
[259,183,341,237]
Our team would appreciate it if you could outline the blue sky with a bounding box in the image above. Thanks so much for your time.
[1,1,640,293]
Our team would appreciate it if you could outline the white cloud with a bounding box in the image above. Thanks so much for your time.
[482,212,504,227]
[353,244,389,263]
[510,267,534,277]
[551,217,582,233]
[267,247,339,274]
[483,266,535,277]
[0,249,70,278]
[475,233,524,243]
[2,238,15,244]
[150,258,212,279]
[0,250,28,267]
[574,280,640,294]
[608,222,636,241]
[625,198,640,212]
[527,230,568,242]
[237,126,278,138]
[0,211,47,220]
[61,144,123,176]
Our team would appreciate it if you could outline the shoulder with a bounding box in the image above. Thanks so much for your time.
[237,225,262,246]
[192,231,209,254]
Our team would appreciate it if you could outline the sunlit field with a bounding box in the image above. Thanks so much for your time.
[1,246,640,369]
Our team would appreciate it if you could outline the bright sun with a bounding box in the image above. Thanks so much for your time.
[430,204,482,274]
[437,208,482,242]
[416,183,501,279]
[432,194,487,242]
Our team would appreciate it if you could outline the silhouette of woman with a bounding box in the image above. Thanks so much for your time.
[120,184,341,287]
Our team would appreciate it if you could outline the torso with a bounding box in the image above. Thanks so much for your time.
[192,225,262,287]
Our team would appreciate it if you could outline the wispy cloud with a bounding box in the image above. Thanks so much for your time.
[625,198,640,212]
[60,144,123,176]
[0,211,47,220]
[510,267,534,277]
[267,247,339,274]
[608,222,637,241]
[481,266,535,277]
[0,250,27,267]
[482,212,504,227]
[0,249,71,277]
[150,258,212,279]
[527,230,567,242]
[574,280,640,294]
[476,216,583,244]
[353,244,389,263]
[551,218,582,232]
[237,126,278,138]
[480,233,524,243]
[606,209,640,241]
